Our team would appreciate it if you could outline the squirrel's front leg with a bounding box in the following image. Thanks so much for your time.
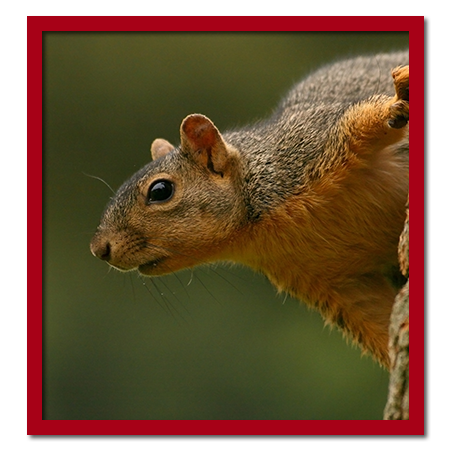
[388,66,409,129]
[337,65,409,155]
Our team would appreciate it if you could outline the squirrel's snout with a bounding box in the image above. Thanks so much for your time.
[90,235,111,261]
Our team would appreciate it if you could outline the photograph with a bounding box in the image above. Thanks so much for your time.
[27,17,423,435]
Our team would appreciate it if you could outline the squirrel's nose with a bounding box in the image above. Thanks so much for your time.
[90,236,111,261]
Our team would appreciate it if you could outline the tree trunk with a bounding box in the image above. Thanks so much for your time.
[384,197,409,420]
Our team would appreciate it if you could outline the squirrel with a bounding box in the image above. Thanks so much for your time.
[90,51,409,369]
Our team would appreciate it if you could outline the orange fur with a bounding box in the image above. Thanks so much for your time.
[230,146,407,366]
[227,67,409,367]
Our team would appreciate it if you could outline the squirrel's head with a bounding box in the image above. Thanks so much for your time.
[90,114,246,276]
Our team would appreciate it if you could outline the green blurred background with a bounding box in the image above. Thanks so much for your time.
[43,31,408,420]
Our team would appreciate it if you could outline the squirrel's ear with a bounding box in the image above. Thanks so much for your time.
[180,114,233,177]
[151,138,175,160]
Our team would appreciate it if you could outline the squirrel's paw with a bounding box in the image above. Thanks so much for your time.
[388,65,409,129]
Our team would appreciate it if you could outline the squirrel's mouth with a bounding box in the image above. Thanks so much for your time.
[138,257,166,275]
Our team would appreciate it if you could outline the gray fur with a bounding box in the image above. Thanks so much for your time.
[224,51,409,219]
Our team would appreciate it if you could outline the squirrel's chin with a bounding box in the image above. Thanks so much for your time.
[138,258,168,276]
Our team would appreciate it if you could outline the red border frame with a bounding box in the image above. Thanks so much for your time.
[28,16,425,435]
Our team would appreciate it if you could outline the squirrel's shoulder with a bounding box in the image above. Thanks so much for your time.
[222,50,409,214]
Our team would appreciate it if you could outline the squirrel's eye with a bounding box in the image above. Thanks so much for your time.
[147,180,174,204]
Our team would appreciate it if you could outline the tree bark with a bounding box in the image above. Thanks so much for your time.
[384,197,409,420]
